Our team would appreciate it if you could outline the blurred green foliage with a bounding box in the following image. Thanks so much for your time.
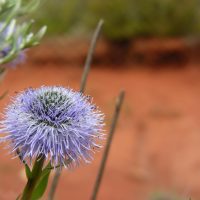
[33,0,83,35]
[86,0,200,41]
[85,0,135,41]
[34,0,200,41]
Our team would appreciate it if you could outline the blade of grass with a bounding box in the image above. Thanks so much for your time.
[90,90,125,200]
[47,19,104,200]
[80,19,104,93]
[46,169,61,200]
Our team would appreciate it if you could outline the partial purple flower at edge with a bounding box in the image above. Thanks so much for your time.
[0,86,105,168]
[0,23,26,67]
[0,47,26,68]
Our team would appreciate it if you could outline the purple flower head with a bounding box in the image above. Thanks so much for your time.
[0,22,25,67]
[0,86,105,168]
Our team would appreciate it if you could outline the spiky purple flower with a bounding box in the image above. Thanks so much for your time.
[0,86,104,168]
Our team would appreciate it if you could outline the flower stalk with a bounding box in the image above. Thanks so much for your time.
[48,19,104,200]
[90,91,125,200]
[21,156,45,200]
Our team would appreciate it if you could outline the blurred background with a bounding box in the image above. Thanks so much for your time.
[1,0,200,199]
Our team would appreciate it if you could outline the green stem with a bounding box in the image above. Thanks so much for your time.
[21,157,45,200]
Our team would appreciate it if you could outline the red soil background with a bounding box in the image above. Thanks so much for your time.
[0,39,200,200]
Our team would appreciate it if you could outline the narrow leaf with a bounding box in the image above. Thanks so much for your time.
[31,167,51,200]
[25,164,32,179]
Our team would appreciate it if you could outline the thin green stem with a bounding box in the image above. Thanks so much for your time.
[80,19,104,93]
[90,91,125,200]
[47,19,104,200]
[21,156,45,200]
[47,169,61,200]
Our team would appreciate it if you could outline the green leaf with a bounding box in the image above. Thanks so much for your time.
[5,19,16,39]
[25,164,32,179]
[20,0,40,14]
[31,164,52,200]
[0,0,46,66]
[42,162,52,173]
[31,26,47,45]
